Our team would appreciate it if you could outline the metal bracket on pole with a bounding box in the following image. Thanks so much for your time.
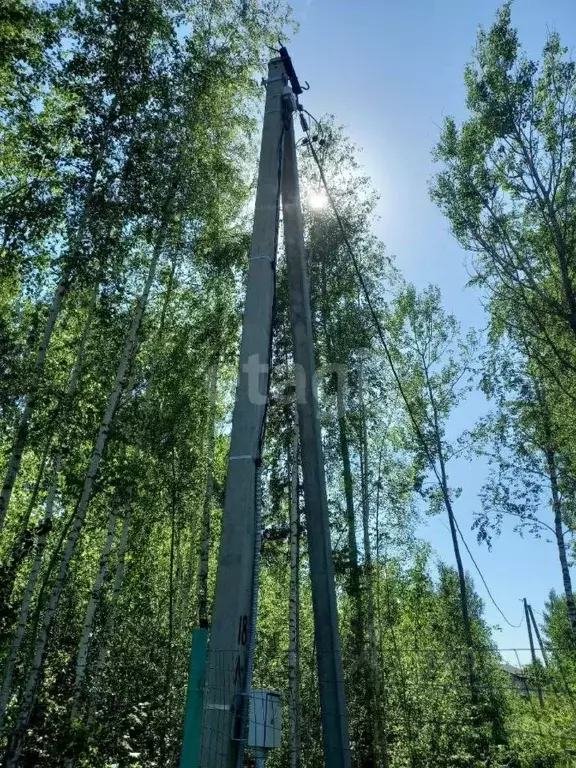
[278,44,309,95]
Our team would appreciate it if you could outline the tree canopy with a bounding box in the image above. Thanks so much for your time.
[0,2,575,767]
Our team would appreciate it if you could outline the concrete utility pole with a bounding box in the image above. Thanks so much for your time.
[199,57,286,768]
[524,598,544,708]
[526,603,549,668]
[527,600,576,713]
[281,95,352,768]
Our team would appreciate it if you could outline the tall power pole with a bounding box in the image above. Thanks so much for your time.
[199,53,351,768]
[524,597,544,708]
[526,603,549,668]
[199,57,286,768]
[281,95,352,768]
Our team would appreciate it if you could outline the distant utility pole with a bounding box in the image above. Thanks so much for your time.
[281,90,351,768]
[526,603,549,668]
[526,600,576,714]
[199,57,286,768]
[524,598,544,708]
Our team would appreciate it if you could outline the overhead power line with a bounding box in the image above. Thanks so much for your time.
[452,515,524,628]
[298,107,522,632]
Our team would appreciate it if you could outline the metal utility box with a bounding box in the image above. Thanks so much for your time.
[247,690,282,750]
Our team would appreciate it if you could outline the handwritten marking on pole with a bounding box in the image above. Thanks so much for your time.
[234,656,244,685]
[237,615,248,646]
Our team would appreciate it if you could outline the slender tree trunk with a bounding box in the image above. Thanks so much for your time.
[0,277,68,532]
[288,408,300,768]
[63,506,121,768]
[0,118,115,531]
[357,362,388,768]
[4,187,175,766]
[1,280,99,721]
[197,362,219,628]
[0,453,61,730]
[63,507,119,763]
[336,373,373,766]
[81,249,177,756]
[513,131,576,333]
[423,370,477,703]
[531,380,576,643]
[440,467,475,688]
[0,451,49,626]
[320,255,361,618]
[160,446,178,768]
[86,511,130,726]
[336,379,362,611]
[358,364,376,661]
[70,508,118,722]
[2,282,99,608]
[545,445,576,643]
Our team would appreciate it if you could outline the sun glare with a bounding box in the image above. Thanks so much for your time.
[309,191,328,210]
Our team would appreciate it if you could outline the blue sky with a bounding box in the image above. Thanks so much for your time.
[286,0,576,662]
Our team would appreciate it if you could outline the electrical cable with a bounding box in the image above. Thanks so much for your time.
[299,107,523,634]
[301,108,321,130]
[452,515,524,628]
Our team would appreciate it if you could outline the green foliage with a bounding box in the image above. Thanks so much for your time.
[0,2,574,767]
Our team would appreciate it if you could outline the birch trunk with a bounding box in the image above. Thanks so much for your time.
[64,507,118,768]
[545,446,576,643]
[70,507,118,723]
[4,281,98,582]
[532,382,576,643]
[357,362,388,768]
[0,122,114,532]
[0,450,50,622]
[288,409,300,768]
[0,453,61,730]
[159,447,178,768]
[358,363,376,662]
[423,366,477,703]
[86,511,130,725]
[336,379,361,607]
[4,188,175,766]
[0,277,69,532]
[197,362,219,628]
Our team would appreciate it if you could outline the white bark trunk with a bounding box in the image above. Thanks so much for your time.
[358,361,387,767]
[64,508,118,768]
[197,362,219,628]
[0,141,108,532]
[546,446,576,643]
[70,507,118,721]
[0,452,61,730]
[358,364,375,653]
[88,510,130,721]
[288,409,300,768]
[0,283,98,727]
[5,191,174,765]
[0,277,67,531]
[64,282,99,411]
[1,283,98,615]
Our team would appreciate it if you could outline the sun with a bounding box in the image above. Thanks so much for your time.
[308,191,328,210]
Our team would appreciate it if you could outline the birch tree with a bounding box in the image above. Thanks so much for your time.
[474,341,576,643]
[0,0,170,530]
[391,285,479,702]
[432,4,576,375]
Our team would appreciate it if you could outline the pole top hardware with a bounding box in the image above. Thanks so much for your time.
[276,42,309,96]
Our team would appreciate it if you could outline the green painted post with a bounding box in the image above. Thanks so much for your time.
[180,628,209,768]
